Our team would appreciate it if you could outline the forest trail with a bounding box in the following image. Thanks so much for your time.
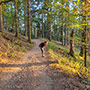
[0,39,54,90]
[0,39,84,90]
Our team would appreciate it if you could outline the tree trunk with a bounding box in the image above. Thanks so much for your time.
[69,29,74,56]
[61,25,64,45]
[15,0,19,38]
[34,27,37,39]
[47,0,52,41]
[67,28,69,45]
[24,1,27,37]
[84,45,88,67]
[64,29,67,46]
[47,12,51,41]
[61,0,64,45]
[42,13,44,38]
[84,25,87,67]
[83,0,87,67]
[11,3,14,33]
[48,20,51,41]
[0,4,4,34]
[27,0,32,43]
[11,19,15,33]
[79,32,84,57]
[66,2,69,45]
[64,20,67,46]
[79,46,84,56]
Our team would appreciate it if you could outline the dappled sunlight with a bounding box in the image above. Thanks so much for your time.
[0,67,21,73]
[76,56,84,61]
[0,58,8,64]
[48,48,90,79]
[0,58,22,74]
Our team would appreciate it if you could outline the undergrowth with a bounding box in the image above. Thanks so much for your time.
[0,33,34,60]
[48,41,90,84]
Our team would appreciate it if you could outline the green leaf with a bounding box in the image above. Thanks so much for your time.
[86,85,89,89]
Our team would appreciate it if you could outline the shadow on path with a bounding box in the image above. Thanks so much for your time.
[0,61,58,68]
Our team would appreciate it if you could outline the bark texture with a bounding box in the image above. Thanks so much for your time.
[27,0,32,43]
[0,5,4,34]
[24,1,27,37]
[69,29,74,57]
[15,0,19,38]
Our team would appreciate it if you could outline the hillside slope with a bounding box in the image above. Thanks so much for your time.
[0,31,33,64]
[48,41,90,89]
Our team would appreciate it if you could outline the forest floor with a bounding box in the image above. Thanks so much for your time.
[0,39,88,90]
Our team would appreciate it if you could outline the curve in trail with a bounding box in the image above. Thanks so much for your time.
[0,39,54,90]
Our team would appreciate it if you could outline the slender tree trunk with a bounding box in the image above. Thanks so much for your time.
[24,1,27,37]
[84,23,87,67]
[64,18,67,46]
[44,20,47,38]
[84,28,87,67]
[42,13,44,37]
[79,11,84,57]
[83,0,87,67]
[55,25,57,41]
[47,0,52,41]
[66,2,69,45]
[79,46,84,56]
[34,27,37,39]
[47,19,51,41]
[11,19,15,33]
[67,29,69,45]
[61,0,64,45]
[0,4,4,34]
[11,3,14,33]
[79,32,84,56]
[62,23,64,45]
[64,28,67,46]
[61,25,64,45]
[69,29,74,56]
[27,0,32,43]
[54,15,57,41]
[47,12,51,41]
[15,0,19,38]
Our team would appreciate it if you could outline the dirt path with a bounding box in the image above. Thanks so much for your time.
[0,39,86,90]
[0,39,54,90]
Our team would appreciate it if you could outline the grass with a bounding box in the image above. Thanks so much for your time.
[0,41,27,58]
[0,33,34,61]
[48,41,69,53]
[48,41,90,81]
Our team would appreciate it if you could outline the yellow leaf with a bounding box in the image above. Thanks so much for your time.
[77,0,80,5]
[88,0,90,3]
[82,2,85,6]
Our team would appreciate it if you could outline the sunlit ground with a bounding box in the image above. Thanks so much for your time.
[48,48,90,79]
